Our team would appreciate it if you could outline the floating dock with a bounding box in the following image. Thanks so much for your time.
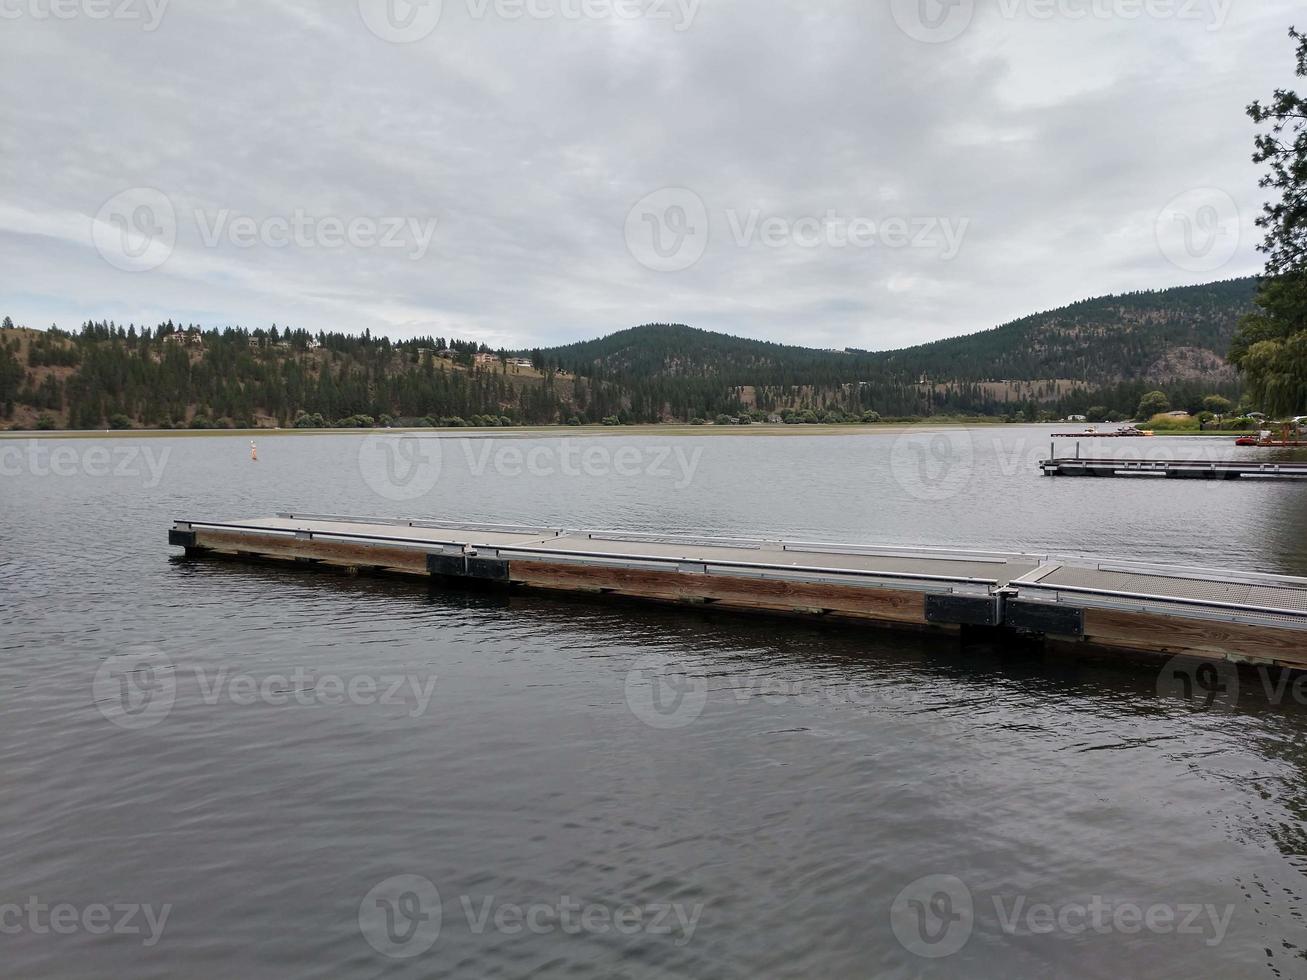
[1040,456,1307,480]
[170,514,1307,669]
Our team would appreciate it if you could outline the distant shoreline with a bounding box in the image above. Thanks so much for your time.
[0,423,1253,440]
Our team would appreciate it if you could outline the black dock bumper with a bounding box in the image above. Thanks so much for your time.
[168,528,197,549]
[427,553,511,582]
[1006,600,1085,637]
[925,594,1001,627]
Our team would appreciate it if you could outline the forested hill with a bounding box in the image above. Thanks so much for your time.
[874,277,1257,384]
[522,277,1256,420]
[0,277,1259,429]
[536,278,1257,388]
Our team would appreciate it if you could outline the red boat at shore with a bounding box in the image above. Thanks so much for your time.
[1236,423,1307,447]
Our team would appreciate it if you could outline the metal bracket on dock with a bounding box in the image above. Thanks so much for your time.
[427,553,511,582]
[925,594,1000,627]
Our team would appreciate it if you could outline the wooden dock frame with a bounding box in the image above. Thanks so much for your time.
[1040,442,1307,480]
[168,514,1307,671]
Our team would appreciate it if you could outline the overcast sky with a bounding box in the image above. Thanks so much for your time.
[0,0,1298,351]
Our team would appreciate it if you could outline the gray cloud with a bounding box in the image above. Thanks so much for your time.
[0,0,1292,349]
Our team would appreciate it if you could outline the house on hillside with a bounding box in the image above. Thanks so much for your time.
[164,329,204,348]
[473,352,499,367]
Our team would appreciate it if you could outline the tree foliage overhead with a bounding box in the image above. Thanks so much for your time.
[1230,27,1307,416]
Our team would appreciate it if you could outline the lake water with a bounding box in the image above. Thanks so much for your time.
[4,426,1307,978]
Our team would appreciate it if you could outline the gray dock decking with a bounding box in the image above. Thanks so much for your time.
[169,514,1307,667]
